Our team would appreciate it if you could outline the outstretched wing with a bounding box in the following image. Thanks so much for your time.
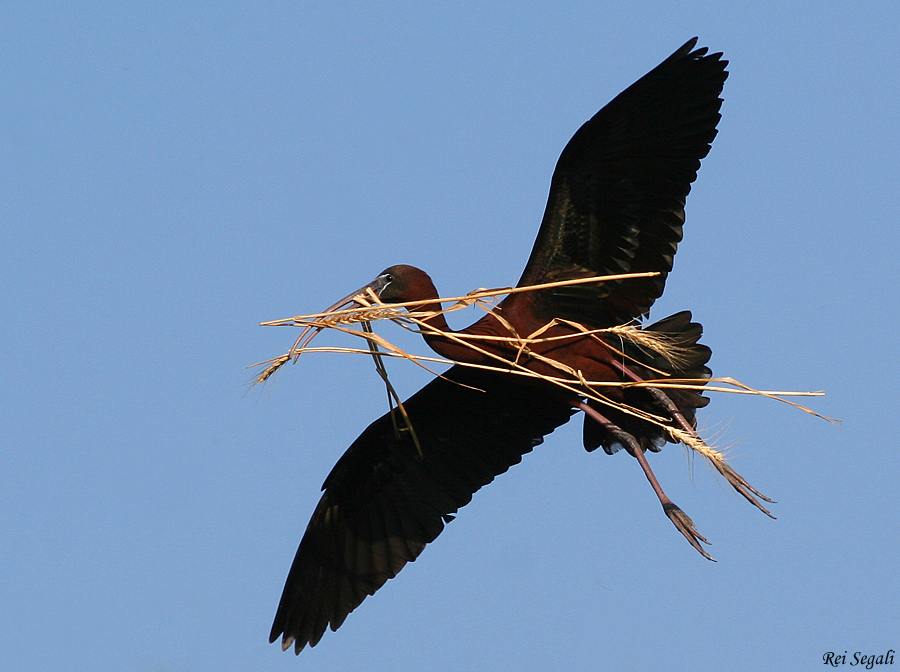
[270,366,575,653]
[516,38,727,326]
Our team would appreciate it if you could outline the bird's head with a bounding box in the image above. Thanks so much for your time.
[368,265,436,305]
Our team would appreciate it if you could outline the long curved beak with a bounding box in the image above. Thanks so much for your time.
[290,274,389,360]
[322,273,390,314]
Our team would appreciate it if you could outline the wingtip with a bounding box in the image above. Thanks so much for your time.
[675,36,728,67]
[270,625,304,654]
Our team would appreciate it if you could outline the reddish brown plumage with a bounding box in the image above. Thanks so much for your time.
[374,263,711,452]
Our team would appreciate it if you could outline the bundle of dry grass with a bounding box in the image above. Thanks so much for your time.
[250,273,831,506]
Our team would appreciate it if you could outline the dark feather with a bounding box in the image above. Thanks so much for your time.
[582,311,712,454]
[270,366,575,653]
[517,38,727,326]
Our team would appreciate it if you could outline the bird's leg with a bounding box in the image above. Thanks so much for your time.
[575,400,715,561]
[608,359,775,517]
[607,359,699,434]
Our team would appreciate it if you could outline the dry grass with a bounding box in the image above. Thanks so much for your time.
[250,272,833,499]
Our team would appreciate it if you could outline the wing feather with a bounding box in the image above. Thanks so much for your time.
[517,38,727,326]
[270,366,575,653]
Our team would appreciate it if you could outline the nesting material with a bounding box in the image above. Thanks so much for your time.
[251,273,831,504]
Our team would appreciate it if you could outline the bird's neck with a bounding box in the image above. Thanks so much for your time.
[402,285,480,362]
[417,300,507,365]
[407,295,454,348]
[399,273,505,364]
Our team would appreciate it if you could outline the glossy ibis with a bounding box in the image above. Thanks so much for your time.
[269,38,769,653]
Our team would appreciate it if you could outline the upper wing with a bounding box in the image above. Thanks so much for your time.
[516,38,727,326]
[270,366,575,653]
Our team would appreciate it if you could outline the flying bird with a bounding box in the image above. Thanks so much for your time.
[269,38,770,653]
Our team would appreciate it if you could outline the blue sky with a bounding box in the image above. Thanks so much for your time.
[3,3,899,671]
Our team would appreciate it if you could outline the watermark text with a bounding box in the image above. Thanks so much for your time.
[824,650,894,669]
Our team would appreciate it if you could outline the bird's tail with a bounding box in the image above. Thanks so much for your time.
[583,310,712,454]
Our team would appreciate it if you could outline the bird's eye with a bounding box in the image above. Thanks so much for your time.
[384,274,393,283]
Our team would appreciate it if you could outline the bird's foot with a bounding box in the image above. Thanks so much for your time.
[663,501,714,561]
[607,365,776,521]
[575,401,715,561]
[716,461,776,518]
